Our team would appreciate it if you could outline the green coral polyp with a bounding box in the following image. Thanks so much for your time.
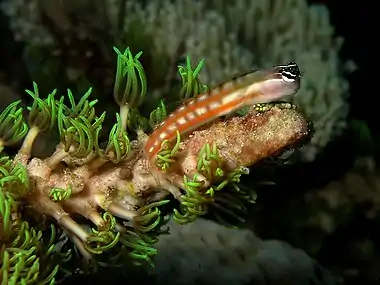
[177,168,250,224]
[155,130,181,170]
[178,56,209,100]
[102,113,131,164]
[113,47,147,131]
[49,185,72,202]
[56,87,106,159]
[149,100,167,128]
[172,141,253,225]
[0,101,28,148]
[197,142,224,180]
[0,150,29,200]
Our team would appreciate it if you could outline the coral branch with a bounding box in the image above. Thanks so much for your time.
[19,125,40,157]
[0,42,314,282]
[44,144,72,170]
[172,104,311,184]
[58,214,89,242]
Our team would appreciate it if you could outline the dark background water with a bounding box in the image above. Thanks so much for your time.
[324,0,374,131]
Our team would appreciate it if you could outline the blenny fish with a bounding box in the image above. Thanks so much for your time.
[145,62,301,163]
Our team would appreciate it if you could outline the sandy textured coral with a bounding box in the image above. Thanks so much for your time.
[179,103,310,174]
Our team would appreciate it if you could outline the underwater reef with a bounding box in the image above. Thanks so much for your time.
[0,0,362,283]
[0,46,312,283]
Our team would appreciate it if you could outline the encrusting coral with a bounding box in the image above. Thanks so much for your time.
[0,46,312,283]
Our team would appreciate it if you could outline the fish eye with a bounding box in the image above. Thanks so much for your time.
[275,62,301,83]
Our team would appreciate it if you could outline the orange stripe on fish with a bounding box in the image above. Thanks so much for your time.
[145,62,301,164]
